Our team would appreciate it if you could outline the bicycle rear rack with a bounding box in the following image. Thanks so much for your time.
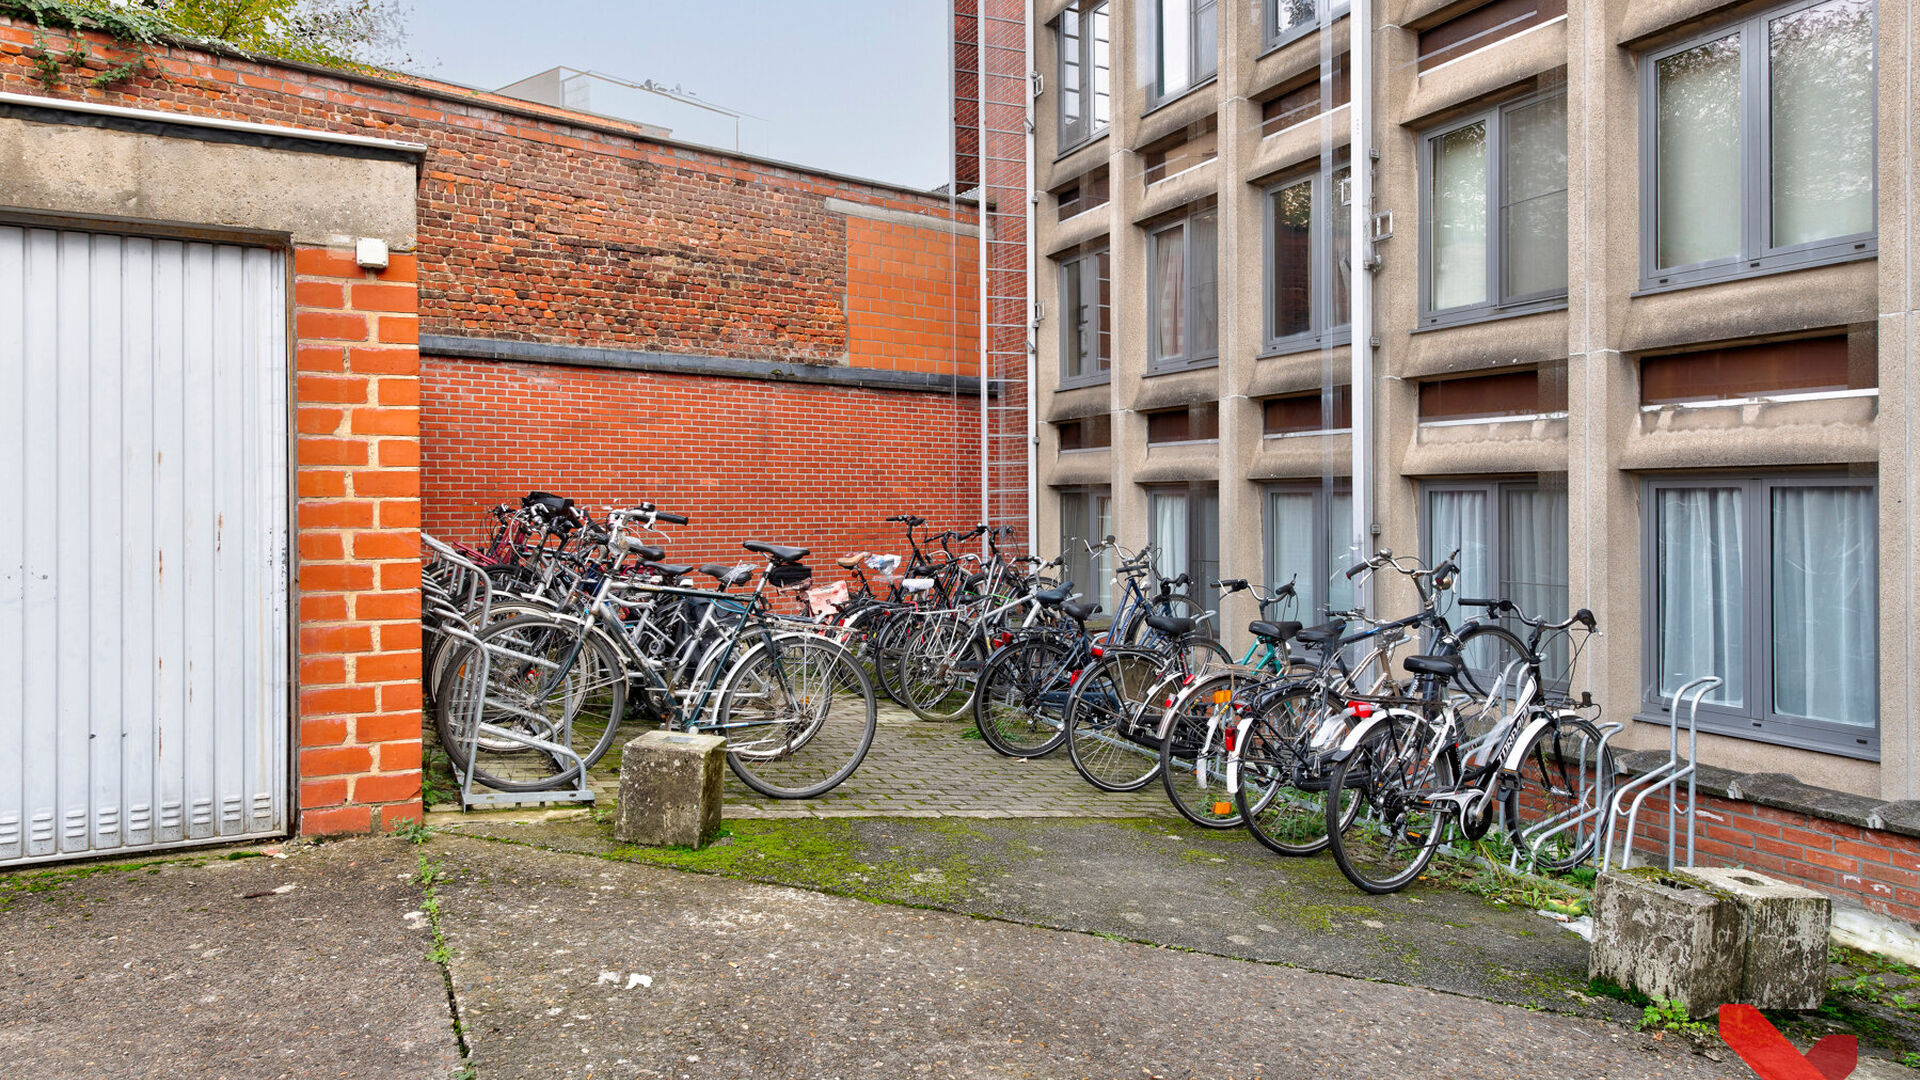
[1599,675,1722,873]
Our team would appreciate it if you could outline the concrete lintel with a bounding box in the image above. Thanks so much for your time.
[824,197,980,237]
[421,334,993,397]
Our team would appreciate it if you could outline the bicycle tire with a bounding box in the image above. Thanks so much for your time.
[870,612,916,706]
[896,614,988,722]
[1325,717,1454,895]
[1234,685,1350,856]
[1063,649,1165,791]
[719,634,877,799]
[1159,669,1263,828]
[1445,623,1535,742]
[1505,715,1616,871]
[973,635,1072,757]
[434,613,627,792]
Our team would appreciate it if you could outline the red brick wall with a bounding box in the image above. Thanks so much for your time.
[847,216,980,377]
[291,246,424,835]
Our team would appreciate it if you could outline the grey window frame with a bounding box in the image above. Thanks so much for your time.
[1056,0,1112,153]
[1262,158,1354,356]
[1638,472,1881,759]
[1262,480,1354,622]
[1417,86,1569,330]
[1264,0,1350,53]
[1146,481,1221,613]
[1148,206,1219,373]
[1638,0,1878,293]
[1420,478,1572,684]
[1059,486,1115,611]
[1058,247,1112,388]
[1148,0,1219,107]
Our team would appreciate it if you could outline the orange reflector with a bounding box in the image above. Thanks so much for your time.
[1210,689,1233,704]
[1212,802,1232,816]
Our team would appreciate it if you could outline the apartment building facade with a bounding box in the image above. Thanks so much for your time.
[1032,0,1916,837]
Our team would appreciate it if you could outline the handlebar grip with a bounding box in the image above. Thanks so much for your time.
[1277,582,1297,597]
[1459,597,1501,608]
[885,515,905,522]
[1575,608,1597,628]
[656,512,690,525]
[1345,560,1370,580]
[1213,578,1248,592]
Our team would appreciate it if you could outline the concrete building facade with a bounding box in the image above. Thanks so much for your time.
[1031,0,1920,915]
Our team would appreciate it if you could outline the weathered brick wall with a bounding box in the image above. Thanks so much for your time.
[846,216,980,376]
[291,246,425,835]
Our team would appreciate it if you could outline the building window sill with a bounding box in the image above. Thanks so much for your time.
[1413,297,1567,333]
[1633,244,1876,298]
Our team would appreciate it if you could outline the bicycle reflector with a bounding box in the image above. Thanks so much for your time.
[1068,668,1082,685]
[1348,701,1374,718]
[1212,802,1233,816]
[1210,688,1233,704]
[1090,645,1103,658]
[993,631,1013,649]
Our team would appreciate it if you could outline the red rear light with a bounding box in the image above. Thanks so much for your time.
[1224,727,1237,753]
[994,631,1012,648]
[1349,701,1373,719]
[1068,668,1082,685]
[1090,645,1104,658]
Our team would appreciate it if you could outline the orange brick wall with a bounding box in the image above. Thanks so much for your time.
[291,245,424,836]
[846,217,980,376]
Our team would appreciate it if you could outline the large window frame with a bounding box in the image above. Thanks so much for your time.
[1263,158,1353,355]
[1638,0,1878,292]
[1058,247,1112,388]
[1148,0,1219,107]
[1263,481,1355,622]
[1418,86,1569,329]
[1421,478,1572,684]
[1057,0,1112,152]
[1640,473,1880,759]
[1266,0,1350,52]
[1147,482,1221,613]
[1148,206,1219,373]
[1059,487,1115,611]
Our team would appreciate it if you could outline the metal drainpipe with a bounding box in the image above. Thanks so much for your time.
[1348,0,1375,610]
[978,2,992,536]
[1025,0,1038,553]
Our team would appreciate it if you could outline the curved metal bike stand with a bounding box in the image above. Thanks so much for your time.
[1600,675,1722,873]
[1515,714,1625,873]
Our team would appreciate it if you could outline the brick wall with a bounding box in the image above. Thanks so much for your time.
[291,246,424,835]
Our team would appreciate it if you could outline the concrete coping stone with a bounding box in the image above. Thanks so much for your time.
[1612,752,1909,836]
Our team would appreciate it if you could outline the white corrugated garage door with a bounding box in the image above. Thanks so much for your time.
[0,224,290,865]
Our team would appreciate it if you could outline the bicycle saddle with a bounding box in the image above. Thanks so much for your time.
[963,571,988,589]
[1145,614,1195,637]
[902,577,936,593]
[1249,619,1304,643]
[647,562,695,578]
[1295,620,1347,646]
[835,556,863,569]
[616,538,666,563]
[1035,583,1073,607]
[1062,599,1102,624]
[1403,653,1463,678]
[743,540,810,562]
[700,563,754,588]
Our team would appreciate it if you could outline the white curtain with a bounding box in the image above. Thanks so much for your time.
[1655,487,1746,707]
[1502,93,1568,299]
[1267,491,1317,619]
[1157,0,1190,95]
[1502,488,1570,681]
[1431,121,1488,310]
[1190,211,1219,356]
[1326,491,1355,615]
[1769,0,1875,247]
[1771,486,1876,728]
[1151,491,1188,588]
[1427,488,1491,608]
[1093,492,1115,610]
[1154,225,1185,360]
[1656,34,1743,267]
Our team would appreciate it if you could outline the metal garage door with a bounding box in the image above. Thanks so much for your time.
[0,224,290,866]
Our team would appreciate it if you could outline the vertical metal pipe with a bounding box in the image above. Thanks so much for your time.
[978,2,992,532]
[1025,0,1039,552]
[1348,0,1375,608]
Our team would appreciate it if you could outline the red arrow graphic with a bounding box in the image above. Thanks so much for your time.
[1719,1004,1857,1080]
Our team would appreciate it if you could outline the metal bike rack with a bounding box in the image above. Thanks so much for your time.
[1513,714,1625,873]
[1600,675,1721,873]
[423,535,596,811]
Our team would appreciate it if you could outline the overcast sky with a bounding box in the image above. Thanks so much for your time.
[394,0,951,190]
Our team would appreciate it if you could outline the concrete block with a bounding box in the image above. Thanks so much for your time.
[614,731,726,848]
[1691,867,1832,1010]
[1590,869,1746,1013]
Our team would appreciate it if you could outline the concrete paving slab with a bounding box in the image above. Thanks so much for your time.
[0,839,461,1080]
[430,833,1725,1080]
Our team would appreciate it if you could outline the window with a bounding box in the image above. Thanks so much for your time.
[1265,161,1352,353]
[1151,0,1218,103]
[1058,0,1112,150]
[1642,0,1876,289]
[1268,0,1350,51]
[1148,483,1220,612]
[1262,387,1353,435]
[1057,414,1112,451]
[1265,483,1355,621]
[1418,369,1567,422]
[1416,0,1567,72]
[1643,475,1878,757]
[1056,169,1110,219]
[1060,487,1115,610]
[1640,335,1873,405]
[1421,88,1568,326]
[1150,207,1218,371]
[1260,58,1349,137]
[1142,120,1218,184]
[1059,248,1112,385]
[1145,402,1219,443]
[1424,480,1571,681]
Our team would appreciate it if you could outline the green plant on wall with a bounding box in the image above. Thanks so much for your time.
[5,1,170,88]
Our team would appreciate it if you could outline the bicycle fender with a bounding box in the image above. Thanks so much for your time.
[1223,711,1259,793]
[1498,710,1581,774]
[1328,713,1395,763]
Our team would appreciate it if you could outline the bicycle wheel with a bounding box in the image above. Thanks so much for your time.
[1063,650,1165,791]
[1325,718,1453,894]
[1159,670,1260,828]
[896,614,988,722]
[434,614,627,792]
[1235,685,1350,856]
[1447,623,1534,742]
[869,611,915,706]
[1505,715,1615,871]
[973,635,1072,757]
[719,634,877,799]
